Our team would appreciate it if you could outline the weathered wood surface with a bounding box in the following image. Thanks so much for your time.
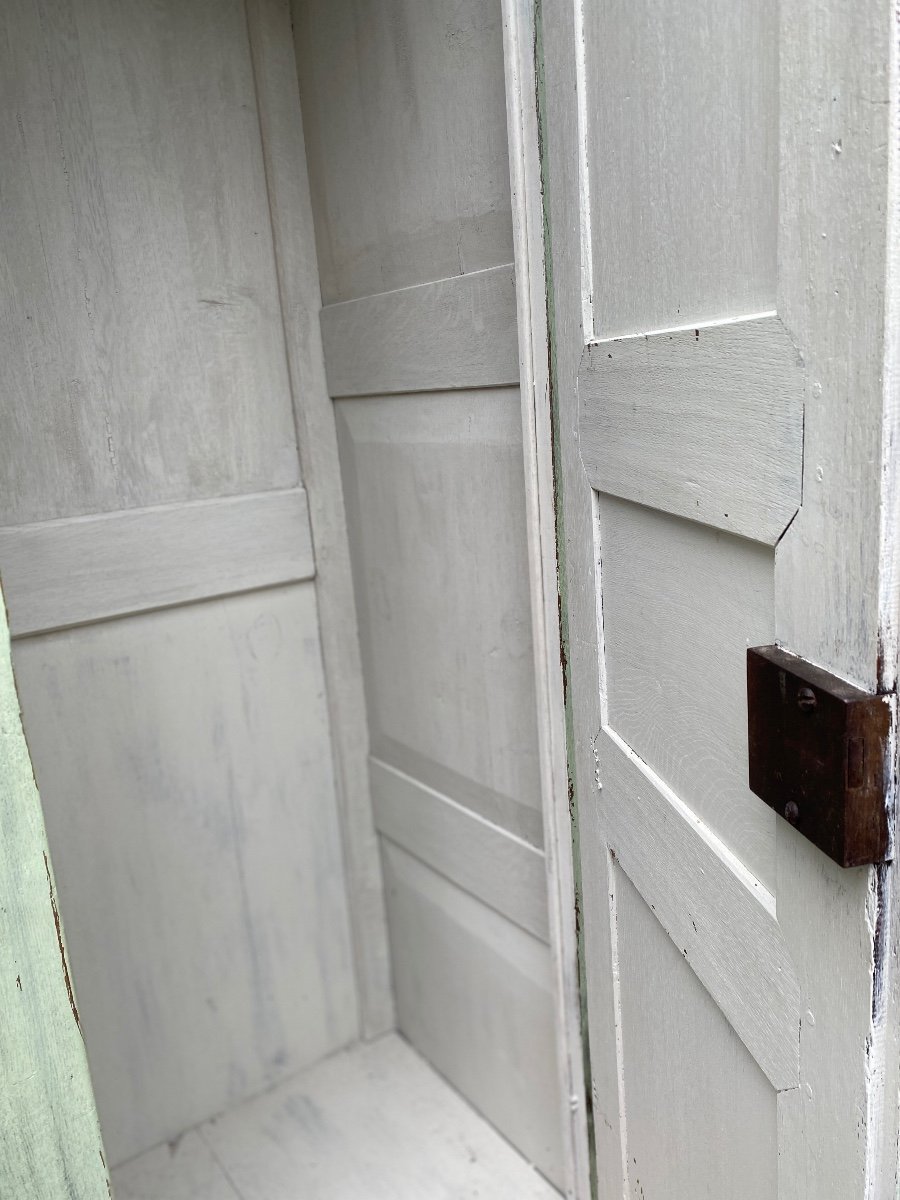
[614,866,778,1199]
[584,0,778,338]
[500,0,592,1192]
[321,267,520,397]
[536,0,900,1192]
[0,583,111,1199]
[293,0,515,304]
[334,389,544,849]
[115,1035,559,1199]
[14,585,358,1167]
[382,845,564,1187]
[248,0,394,1040]
[579,315,804,544]
[0,0,299,528]
[599,494,777,891]
[297,0,566,1174]
[0,489,313,638]
[371,756,550,943]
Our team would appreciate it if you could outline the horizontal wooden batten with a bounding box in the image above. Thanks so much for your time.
[600,725,800,1091]
[578,314,805,545]
[370,757,549,943]
[320,265,520,397]
[0,489,314,637]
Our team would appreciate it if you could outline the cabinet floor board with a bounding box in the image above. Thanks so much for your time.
[112,1034,559,1199]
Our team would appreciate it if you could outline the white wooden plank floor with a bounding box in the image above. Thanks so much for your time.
[112,1034,559,1199]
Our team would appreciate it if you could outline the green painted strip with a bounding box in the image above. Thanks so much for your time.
[0,582,110,1199]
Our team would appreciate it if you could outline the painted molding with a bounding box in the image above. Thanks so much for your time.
[371,756,550,943]
[320,265,520,397]
[0,488,313,638]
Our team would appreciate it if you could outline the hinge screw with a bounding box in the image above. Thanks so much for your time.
[797,687,817,713]
[784,800,800,824]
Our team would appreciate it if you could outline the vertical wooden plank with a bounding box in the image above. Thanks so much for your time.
[774,3,900,1197]
[500,0,591,1195]
[244,0,394,1037]
[0,582,110,1200]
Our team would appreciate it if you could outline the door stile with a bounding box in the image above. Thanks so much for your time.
[536,0,900,1196]
[500,0,593,1194]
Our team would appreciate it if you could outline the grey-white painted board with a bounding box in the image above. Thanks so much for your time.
[293,0,515,304]
[321,266,519,397]
[112,1133,240,1200]
[382,842,564,1189]
[0,584,111,1199]
[13,585,358,1167]
[535,0,900,1192]
[600,725,799,1092]
[0,489,313,638]
[249,0,395,1038]
[584,0,778,338]
[0,0,300,527]
[599,495,777,893]
[116,1035,559,1200]
[615,866,778,1199]
[500,0,592,1191]
[370,755,549,942]
[335,390,543,847]
[579,315,804,545]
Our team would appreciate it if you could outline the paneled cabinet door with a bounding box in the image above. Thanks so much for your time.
[538,0,900,1196]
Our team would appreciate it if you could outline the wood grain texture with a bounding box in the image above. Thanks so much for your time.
[247,0,394,1038]
[382,843,564,1188]
[601,726,799,1091]
[579,315,804,544]
[0,583,111,1199]
[320,266,519,397]
[584,0,778,339]
[114,1036,559,1200]
[335,390,543,847]
[292,0,515,304]
[774,4,900,1193]
[500,1,591,1191]
[599,495,777,892]
[0,489,313,638]
[538,0,900,1192]
[0,0,299,527]
[13,586,358,1167]
[370,756,549,942]
[615,865,778,1200]
[112,1133,239,1200]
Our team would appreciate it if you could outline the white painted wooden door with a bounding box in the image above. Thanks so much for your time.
[536,0,900,1196]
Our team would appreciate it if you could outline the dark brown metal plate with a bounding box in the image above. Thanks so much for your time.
[747,645,892,867]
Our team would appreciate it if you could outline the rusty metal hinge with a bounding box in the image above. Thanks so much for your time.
[747,645,894,868]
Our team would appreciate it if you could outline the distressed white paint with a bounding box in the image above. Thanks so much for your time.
[14,586,357,1166]
[115,1036,559,1199]
[382,844,564,1186]
[533,0,900,1194]
[500,1,592,1192]
[584,0,779,339]
[292,0,515,304]
[321,267,520,397]
[615,866,778,1199]
[599,495,777,891]
[579,315,804,545]
[0,584,110,1198]
[0,0,299,527]
[247,0,394,1039]
[295,1,567,1177]
[601,726,799,1091]
[371,756,550,942]
[0,489,313,638]
[334,390,544,848]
